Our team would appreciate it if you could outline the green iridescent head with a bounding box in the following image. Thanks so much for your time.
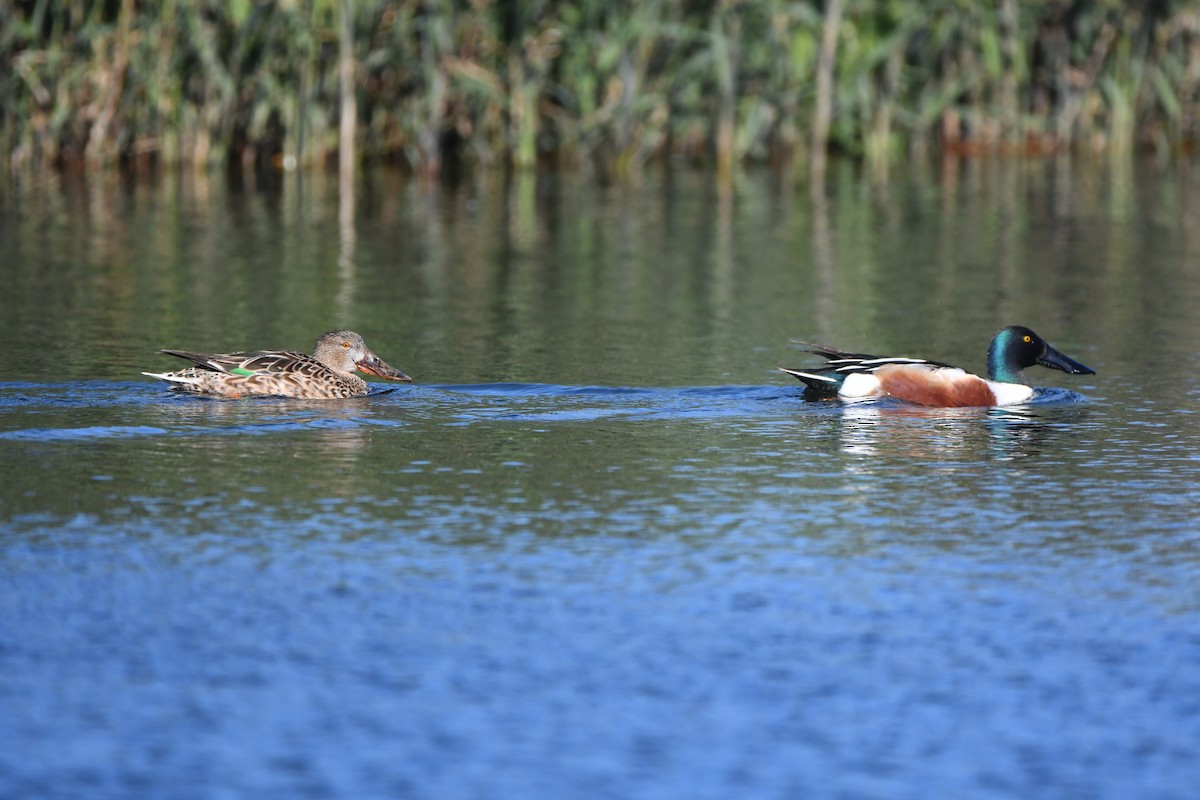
[986,326,1095,384]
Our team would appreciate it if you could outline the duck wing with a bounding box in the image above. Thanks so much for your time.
[159,349,315,376]
[789,340,956,375]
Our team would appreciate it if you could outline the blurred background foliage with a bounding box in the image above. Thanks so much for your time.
[2,0,1198,174]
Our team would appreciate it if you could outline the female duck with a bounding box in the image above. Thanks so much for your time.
[144,330,411,399]
[781,325,1094,407]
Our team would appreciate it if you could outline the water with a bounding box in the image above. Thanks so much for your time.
[2,162,1200,799]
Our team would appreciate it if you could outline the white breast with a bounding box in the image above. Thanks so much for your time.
[987,381,1036,406]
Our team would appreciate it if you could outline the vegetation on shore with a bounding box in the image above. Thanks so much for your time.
[3,1,1198,174]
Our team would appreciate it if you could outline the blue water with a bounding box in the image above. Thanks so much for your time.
[3,375,1199,799]
[3,162,1200,798]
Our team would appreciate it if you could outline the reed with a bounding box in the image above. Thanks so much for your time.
[2,0,1198,173]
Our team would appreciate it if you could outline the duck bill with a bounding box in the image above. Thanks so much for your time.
[356,353,413,382]
[1038,343,1095,375]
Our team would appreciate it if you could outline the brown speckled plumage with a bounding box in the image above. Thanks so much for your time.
[144,330,411,399]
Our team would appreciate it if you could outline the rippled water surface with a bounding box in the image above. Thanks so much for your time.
[2,163,1200,798]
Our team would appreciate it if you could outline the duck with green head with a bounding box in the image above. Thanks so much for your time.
[781,325,1095,407]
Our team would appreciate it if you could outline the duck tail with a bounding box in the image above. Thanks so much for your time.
[779,367,841,398]
[142,371,202,387]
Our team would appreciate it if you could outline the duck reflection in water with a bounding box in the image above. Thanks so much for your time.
[831,401,1087,462]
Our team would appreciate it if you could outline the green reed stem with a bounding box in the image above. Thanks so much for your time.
[1,0,1198,173]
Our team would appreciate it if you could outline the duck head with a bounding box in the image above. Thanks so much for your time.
[987,325,1094,384]
[315,330,412,382]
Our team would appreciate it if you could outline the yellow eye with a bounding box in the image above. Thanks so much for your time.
[342,341,351,349]
[1023,335,1032,343]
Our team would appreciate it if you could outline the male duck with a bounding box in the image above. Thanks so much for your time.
[144,330,412,399]
[780,325,1094,407]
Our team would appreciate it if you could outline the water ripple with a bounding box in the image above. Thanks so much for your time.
[0,380,1095,443]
